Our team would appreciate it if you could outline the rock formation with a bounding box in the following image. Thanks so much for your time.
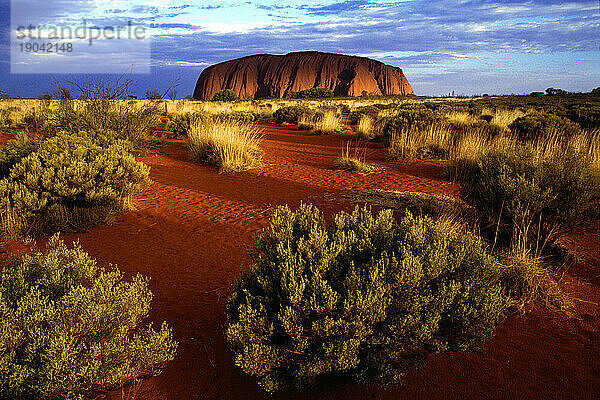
[193,51,414,100]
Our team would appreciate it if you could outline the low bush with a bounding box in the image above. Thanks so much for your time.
[567,104,600,130]
[454,145,600,253]
[509,112,581,142]
[382,108,445,137]
[0,109,11,129]
[274,106,313,124]
[226,204,508,392]
[0,133,151,237]
[217,110,258,123]
[187,118,262,172]
[167,112,211,137]
[292,87,334,99]
[0,234,177,400]
[0,134,39,179]
[348,106,380,124]
[212,89,239,102]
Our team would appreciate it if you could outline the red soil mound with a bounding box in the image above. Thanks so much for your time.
[2,123,599,399]
[193,51,414,100]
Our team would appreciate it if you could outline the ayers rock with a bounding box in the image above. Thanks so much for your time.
[193,51,414,100]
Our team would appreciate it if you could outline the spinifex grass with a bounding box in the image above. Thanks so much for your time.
[187,118,263,172]
[336,141,381,174]
[312,110,343,134]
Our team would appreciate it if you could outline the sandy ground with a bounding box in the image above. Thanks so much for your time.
[1,123,599,400]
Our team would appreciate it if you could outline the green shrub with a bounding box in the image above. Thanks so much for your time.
[217,110,258,123]
[509,112,581,142]
[567,105,600,130]
[0,133,151,237]
[0,109,11,129]
[382,108,445,137]
[0,135,39,179]
[274,106,313,124]
[226,204,508,392]
[212,89,239,102]
[292,87,334,99]
[0,234,177,400]
[455,145,600,252]
[167,112,211,137]
[349,106,380,124]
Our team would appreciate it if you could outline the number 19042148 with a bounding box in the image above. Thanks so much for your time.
[19,42,73,53]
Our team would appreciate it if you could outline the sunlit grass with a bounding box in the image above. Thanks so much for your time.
[187,118,263,172]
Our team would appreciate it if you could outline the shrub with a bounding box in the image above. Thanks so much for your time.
[0,133,151,237]
[217,110,258,123]
[212,89,239,102]
[0,135,38,179]
[167,112,211,137]
[567,105,600,130]
[382,108,445,137]
[509,112,581,142]
[455,145,600,253]
[292,87,334,99]
[0,234,177,400]
[0,109,11,129]
[187,118,262,172]
[226,204,508,392]
[348,106,380,124]
[274,106,314,124]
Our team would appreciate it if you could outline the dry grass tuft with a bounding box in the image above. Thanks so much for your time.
[187,118,263,172]
[336,142,381,174]
[312,111,343,134]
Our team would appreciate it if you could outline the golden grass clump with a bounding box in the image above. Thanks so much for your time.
[312,111,343,134]
[336,142,381,174]
[187,118,263,172]
[490,108,524,131]
[445,111,478,127]
[387,124,453,161]
[356,115,377,139]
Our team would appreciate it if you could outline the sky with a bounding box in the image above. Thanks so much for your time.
[0,0,599,98]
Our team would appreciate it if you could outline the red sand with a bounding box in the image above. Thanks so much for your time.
[2,124,599,399]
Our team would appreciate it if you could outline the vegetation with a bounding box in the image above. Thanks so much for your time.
[0,133,151,237]
[336,142,380,173]
[226,204,509,392]
[274,106,313,124]
[212,89,239,102]
[451,144,600,254]
[0,234,177,400]
[509,112,581,142]
[187,118,263,172]
[292,87,334,99]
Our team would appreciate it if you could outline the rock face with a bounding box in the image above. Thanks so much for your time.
[193,51,414,100]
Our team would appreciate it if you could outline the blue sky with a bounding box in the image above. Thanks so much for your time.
[1,0,599,97]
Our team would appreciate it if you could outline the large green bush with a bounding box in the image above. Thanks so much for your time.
[0,234,177,400]
[456,145,600,252]
[0,133,151,236]
[226,204,508,392]
[509,112,581,142]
